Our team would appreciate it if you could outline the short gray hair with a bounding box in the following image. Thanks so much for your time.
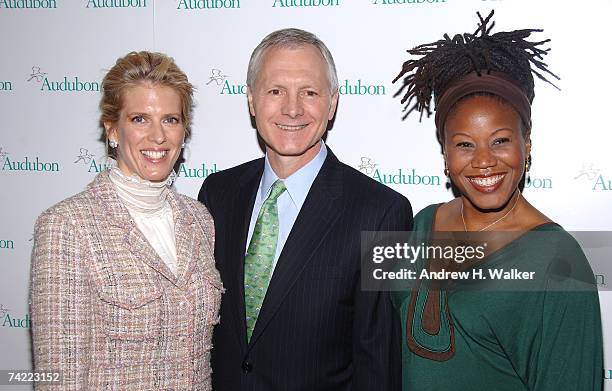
[246,28,338,94]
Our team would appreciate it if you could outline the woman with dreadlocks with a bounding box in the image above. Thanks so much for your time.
[392,11,602,390]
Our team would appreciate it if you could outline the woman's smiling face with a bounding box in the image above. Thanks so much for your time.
[444,94,530,211]
[106,83,185,182]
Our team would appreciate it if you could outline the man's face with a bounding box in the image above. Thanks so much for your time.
[247,45,338,165]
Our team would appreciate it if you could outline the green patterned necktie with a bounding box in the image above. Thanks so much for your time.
[244,179,287,341]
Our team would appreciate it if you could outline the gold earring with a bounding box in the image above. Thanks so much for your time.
[525,155,531,172]
[444,163,449,177]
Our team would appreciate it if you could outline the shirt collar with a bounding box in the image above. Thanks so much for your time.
[260,140,327,209]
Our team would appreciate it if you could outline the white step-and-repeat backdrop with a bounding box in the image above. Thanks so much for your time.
[1,0,611,388]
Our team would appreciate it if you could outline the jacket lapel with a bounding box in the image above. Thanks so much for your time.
[169,193,200,287]
[248,151,344,347]
[89,171,180,285]
[124,226,178,284]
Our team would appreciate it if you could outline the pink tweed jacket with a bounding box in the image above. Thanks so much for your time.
[30,171,223,391]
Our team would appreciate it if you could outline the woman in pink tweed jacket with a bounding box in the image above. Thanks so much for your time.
[30,52,223,390]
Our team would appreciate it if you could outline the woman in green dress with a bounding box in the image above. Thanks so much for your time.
[392,11,603,390]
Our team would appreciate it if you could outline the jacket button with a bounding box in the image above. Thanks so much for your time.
[242,360,253,373]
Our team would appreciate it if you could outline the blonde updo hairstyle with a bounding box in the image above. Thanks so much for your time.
[99,51,195,158]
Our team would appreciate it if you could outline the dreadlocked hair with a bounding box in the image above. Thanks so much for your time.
[392,10,560,121]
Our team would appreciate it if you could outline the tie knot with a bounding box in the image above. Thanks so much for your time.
[266,180,286,202]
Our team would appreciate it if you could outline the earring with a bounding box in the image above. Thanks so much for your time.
[444,162,452,189]
[525,155,531,172]
[181,142,186,149]
[108,139,118,148]
[525,155,531,185]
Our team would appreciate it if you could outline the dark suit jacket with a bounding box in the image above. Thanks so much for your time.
[198,150,413,391]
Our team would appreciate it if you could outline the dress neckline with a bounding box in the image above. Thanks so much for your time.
[108,167,172,214]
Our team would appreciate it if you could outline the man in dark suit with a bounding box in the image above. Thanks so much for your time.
[198,28,412,391]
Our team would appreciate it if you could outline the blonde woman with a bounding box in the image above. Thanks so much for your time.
[31,51,222,390]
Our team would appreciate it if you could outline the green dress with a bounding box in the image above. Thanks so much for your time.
[392,204,603,391]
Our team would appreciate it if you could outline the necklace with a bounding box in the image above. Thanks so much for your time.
[461,190,521,232]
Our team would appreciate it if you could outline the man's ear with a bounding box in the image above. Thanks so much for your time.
[247,87,256,117]
[328,92,339,120]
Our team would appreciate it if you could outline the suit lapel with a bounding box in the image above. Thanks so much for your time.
[227,161,263,353]
[249,152,344,347]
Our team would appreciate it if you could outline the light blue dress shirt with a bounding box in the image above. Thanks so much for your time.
[245,141,328,272]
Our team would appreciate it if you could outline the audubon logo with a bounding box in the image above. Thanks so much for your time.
[524,176,552,190]
[574,163,610,191]
[0,305,30,329]
[373,0,445,4]
[74,147,115,173]
[2,149,60,172]
[221,80,246,95]
[40,76,99,92]
[273,0,339,7]
[0,80,13,91]
[27,65,99,92]
[3,156,59,172]
[358,157,377,175]
[177,162,220,179]
[86,0,147,7]
[27,66,47,83]
[177,0,240,9]
[373,168,441,186]
[358,157,441,186]
[0,0,57,8]
[0,239,14,250]
[207,68,228,86]
[206,69,245,95]
[339,79,385,96]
